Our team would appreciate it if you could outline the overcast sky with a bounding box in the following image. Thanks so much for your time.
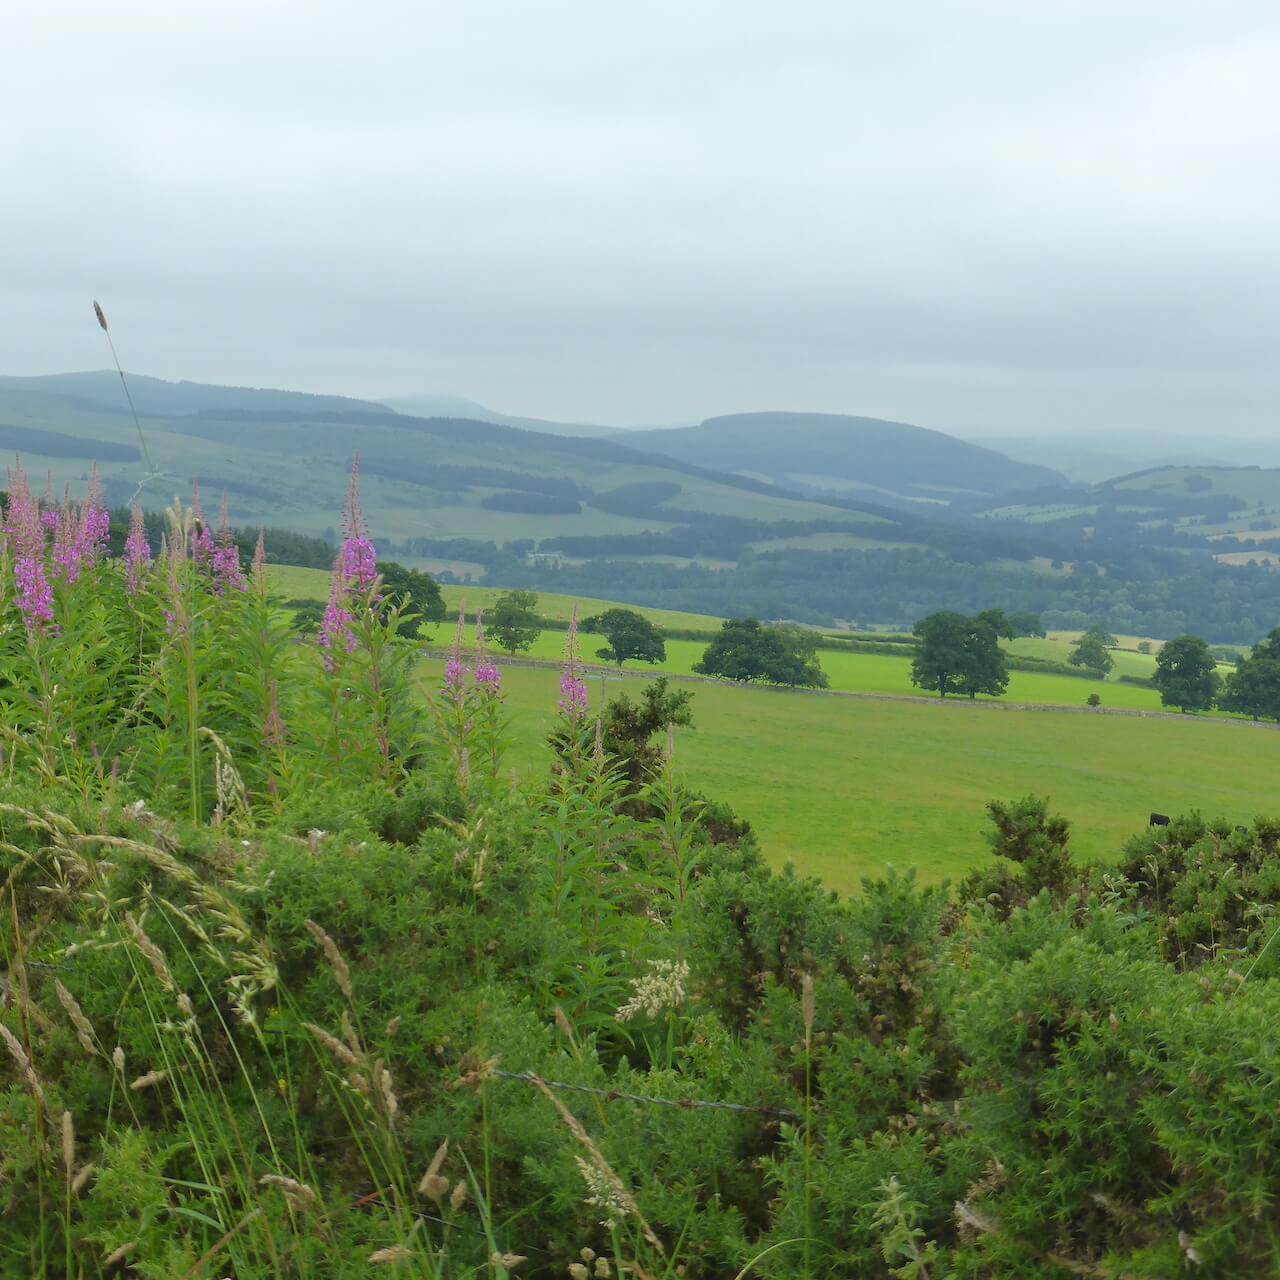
[3,2,1278,434]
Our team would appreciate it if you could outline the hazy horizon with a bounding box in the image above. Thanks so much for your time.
[4,2,1278,435]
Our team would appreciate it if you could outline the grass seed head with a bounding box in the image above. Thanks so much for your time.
[369,1245,411,1264]
[259,1174,319,1211]
[130,1068,167,1091]
[61,1110,75,1173]
[0,1023,44,1103]
[303,1021,361,1068]
[305,919,353,1000]
[54,979,97,1056]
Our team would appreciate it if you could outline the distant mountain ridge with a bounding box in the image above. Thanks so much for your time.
[622,411,1064,507]
[378,392,685,438]
[0,371,386,419]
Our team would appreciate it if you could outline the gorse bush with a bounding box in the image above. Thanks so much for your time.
[2,460,1280,1276]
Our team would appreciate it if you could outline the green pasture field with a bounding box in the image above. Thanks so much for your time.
[267,566,1180,711]
[416,659,1280,893]
[263,566,727,631]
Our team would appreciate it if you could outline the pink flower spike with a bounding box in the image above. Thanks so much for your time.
[83,465,110,561]
[210,490,245,594]
[557,604,587,720]
[252,527,267,579]
[124,502,151,596]
[338,454,377,587]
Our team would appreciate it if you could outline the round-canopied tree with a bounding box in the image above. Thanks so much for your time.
[1153,634,1220,712]
[582,607,666,668]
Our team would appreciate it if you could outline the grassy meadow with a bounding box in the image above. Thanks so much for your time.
[265,565,1279,893]
[416,658,1280,894]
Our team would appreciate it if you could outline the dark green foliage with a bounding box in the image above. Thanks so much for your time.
[1006,609,1046,638]
[1069,624,1114,676]
[596,676,694,790]
[1153,633,1221,711]
[583,607,667,667]
[480,490,582,514]
[0,422,140,460]
[588,481,683,516]
[911,609,1010,699]
[693,618,828,687]
[1219,628,1280,721]
[985,794,1075,894]
[374,560,445,638]
[486,588,542,654]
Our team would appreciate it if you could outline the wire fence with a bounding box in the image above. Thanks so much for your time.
[492,1070,802,1121]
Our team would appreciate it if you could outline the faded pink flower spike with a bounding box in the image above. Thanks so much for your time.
[444,606,467,699]
[338,454,377,587]
[124,502,151,595]
[190,480,214,568]
[83,465,110,562]
[6,458,55,629]
[559,604,587,720]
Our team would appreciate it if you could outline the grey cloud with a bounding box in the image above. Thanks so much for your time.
[1,1,1277,432]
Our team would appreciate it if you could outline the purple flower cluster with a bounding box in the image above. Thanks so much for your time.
[52,505,86,584]
[124,503,152,596]
[559,670,588,720]
[318,578,357,668]
[444,656,467,694]
[14,554,54,628]
[210,493,246,595]
[83,469,110,561]
[317,459,378,668]
[474,662,502,696]
[339,456,377,587]
[5,463,55,630]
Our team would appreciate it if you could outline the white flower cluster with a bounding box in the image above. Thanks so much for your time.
[574,1157,631,1230]
[614,958,689,1023]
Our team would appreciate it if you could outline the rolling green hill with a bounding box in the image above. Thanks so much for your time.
[623,411,1064,506]
[0,375,905,552]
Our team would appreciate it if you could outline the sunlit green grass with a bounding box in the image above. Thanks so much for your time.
[268,565,1205,715]
[420,659,1280,894]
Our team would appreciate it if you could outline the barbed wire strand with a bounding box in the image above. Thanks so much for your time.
[493,1070,801,1121]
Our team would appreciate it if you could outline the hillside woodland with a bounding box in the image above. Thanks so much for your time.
[2,463,1279,1278]
[5,374,1280,640]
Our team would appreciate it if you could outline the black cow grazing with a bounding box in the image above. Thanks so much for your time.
[1149,813,1171,827]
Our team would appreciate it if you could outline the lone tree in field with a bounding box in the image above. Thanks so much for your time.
[911,609,1010,699]
[693,618,827,687]
[377,561,445,639]
[1218,627,1280,721]
[1069,625,1114,678]
[583,607,666,668]
[911,611,968,697]
[1153,633,1220,712]
[487,589,542,655]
